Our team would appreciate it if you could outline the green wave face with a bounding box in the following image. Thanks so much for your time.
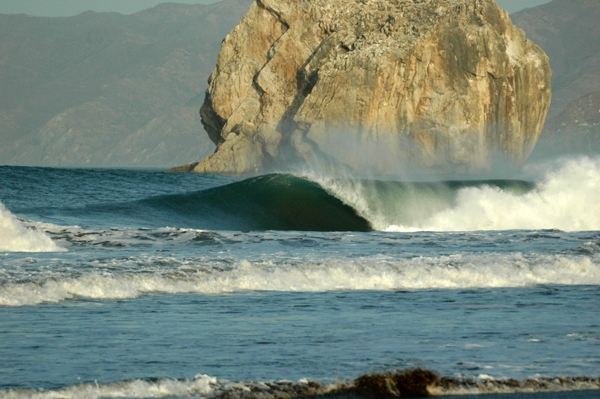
[134,174,535,232]
[138,174,373,232]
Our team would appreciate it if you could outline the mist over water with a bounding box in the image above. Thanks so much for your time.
[410,157,600,232]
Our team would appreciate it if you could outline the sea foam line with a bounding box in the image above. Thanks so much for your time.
[0,374,216,399]
[1,254,598,306]
[0,372,598,399]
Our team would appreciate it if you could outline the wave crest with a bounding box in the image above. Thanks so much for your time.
[310,157,600,232]
[0,374,216,399]
[0,202,64,252]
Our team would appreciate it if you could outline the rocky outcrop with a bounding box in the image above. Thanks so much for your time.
[183,0,551,176]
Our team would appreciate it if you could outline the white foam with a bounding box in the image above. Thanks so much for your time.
[0,202,64,252]
[0,374,216,399]
[310,157,600,232]
[2,253,598,306]
[396,158,600,232]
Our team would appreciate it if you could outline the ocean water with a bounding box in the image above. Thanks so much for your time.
[0,157,599,399]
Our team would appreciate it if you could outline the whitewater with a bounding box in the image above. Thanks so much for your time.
[0,203,63,252]
[308,157,600,232]
[0,157,599,399]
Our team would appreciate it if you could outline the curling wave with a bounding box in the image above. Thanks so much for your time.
[121,174,372,232]
[56,157,600,233]
[97,174,534,232]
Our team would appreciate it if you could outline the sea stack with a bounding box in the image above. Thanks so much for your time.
[175,0,551,176]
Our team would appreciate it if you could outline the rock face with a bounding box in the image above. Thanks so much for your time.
[184,0,551,176]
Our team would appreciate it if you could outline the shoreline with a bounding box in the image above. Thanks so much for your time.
[2,371,598,399]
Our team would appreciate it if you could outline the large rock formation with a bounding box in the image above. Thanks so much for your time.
[180,0,551,176]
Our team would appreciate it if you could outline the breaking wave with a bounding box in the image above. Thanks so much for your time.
[0,202,64,253]
[0,374,216,399]
[2,253,598,306]
[53,157,600,233]
[310,157,600,232]
[102,174,372,232]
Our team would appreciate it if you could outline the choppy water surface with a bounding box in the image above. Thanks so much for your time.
[0,158,599,398]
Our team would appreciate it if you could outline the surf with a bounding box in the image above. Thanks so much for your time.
[1,371,597,399]
[0,201,64,252]
[2,253,598,306]
[83,157,600,233]
[5,157,598,234]
[91,174,536,232]
[307,157,600,232]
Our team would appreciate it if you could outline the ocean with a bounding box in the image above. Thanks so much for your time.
[0,157,599,399]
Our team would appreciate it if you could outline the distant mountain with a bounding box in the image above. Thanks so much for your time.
[511,0,600,118]
[512,0,600,159]
[0,0,253,167]
[529,89,600,159]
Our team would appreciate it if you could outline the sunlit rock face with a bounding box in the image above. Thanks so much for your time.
[185,0,551,176]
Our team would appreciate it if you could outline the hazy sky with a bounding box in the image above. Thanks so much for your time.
[0,0,552,17]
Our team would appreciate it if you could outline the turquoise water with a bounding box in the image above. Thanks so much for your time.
[1,158,599,398]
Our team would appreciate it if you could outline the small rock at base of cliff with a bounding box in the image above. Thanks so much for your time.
[187,0,551,176]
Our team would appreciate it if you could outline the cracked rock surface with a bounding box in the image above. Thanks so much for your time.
[179,0,551,176]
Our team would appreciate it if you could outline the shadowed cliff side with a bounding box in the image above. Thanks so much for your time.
[175,0,551,177]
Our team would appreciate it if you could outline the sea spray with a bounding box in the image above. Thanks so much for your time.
[301,173,529,231]
[394,157,600,232]
[0,202,63,252]
[302,157,600,232]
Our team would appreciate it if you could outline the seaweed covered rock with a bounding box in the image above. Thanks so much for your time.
[354,369,438,397]
[182,0,551,176]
